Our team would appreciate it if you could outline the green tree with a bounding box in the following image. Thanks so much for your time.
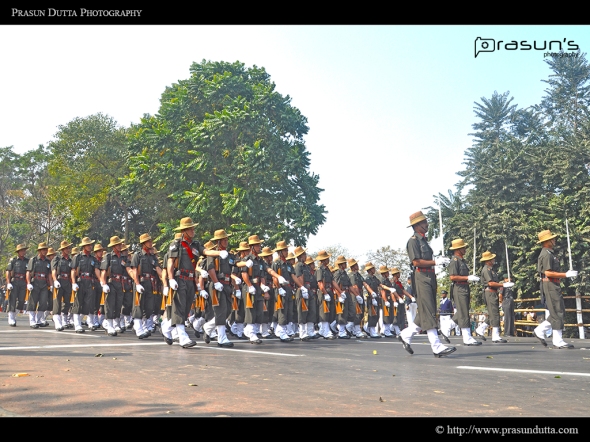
[123,60,326,246]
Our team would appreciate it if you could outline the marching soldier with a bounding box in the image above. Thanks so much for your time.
[130,233,162,339]
[362,262,382,338]
[270,240,298,342]
[399,211,456,357]
[533,229,577,349]
[90,243,106,331]
[5,243,29,327]
[42,247,57,327]
[305,255,320,338]
[259,246,276,339]
[478,251,508,343]
[120,243,134,330]
[347,258,367,339]
[26,242,53,328]
[99,236,130,337]
[293,246,314,341]
[448,239,482,346]
[315,250,336,339]
[228,241,248,339]
[501,273,516,337]
[332,255,354,339]
[390,267,410,336]
[51,240,73,331]
[202,229,237,348]
[377,265,396,337]
[70,237,101,333]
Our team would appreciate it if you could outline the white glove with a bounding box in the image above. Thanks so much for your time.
[339,295,346,303]
[503,282,515,288]
[245,259,253,268]
[371,292,377,298]
[27,284,34,291]
[196,283,201,291]
[435,256,450,267]
[169,278,178,291]
[385,301,391,307]
[467,275,480,282]
[136,284,144,294]
[163,287,169,296]
[234,277,242,285]
[214,282,224,291]
[234,290,241,299]
[248,285,256,294]
[301,287,309,299]
[566,270,578,279]
[279,288,287,296]
[324,294,331,302]
[200,270,209,279]
[219,250,228,259]
[53,280,61,289]
[372,299,378,306]
[260,283,270,293]
[411,297,416,303]
[200,290,209,299]
[6,283,13,290]
[72,283,79,292]
[356,295,363,304]
[394,301,399,307]
[102,284,110,293]
[278,276,288,285]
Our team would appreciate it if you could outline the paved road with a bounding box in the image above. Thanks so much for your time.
[1,312,589,417]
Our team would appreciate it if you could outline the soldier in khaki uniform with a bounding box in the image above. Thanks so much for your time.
[377,265,397,337]
[478,251,508,343]
[5,244,30,326]
[42,247,57,327]
[533,229,577,349]
[399,211,456,358]
[293,246,313,341]
[347,258,368,339]
[448,239,482,346]
[90,243,106,331]
[26,242,53,328]
[362,261,382,338]
[305,255,320,337]
[315,250,336,339]
[70,237,101,333]
[51,240,73,331]
[332,255,354,339]
[99,236,130,336]
[259,246,276,339]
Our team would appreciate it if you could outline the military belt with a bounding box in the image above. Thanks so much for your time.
[58,272,70,280]
[13,273,26,279]
[455,281,468,285]
[33,272,48,280]
[486,287,497,292]
[415,267,434,273]
[542,277,560,283]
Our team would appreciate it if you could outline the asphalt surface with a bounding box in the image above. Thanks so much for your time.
[1,311,589,417]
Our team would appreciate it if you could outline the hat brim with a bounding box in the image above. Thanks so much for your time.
[58,242,73,250]
[108,239,124,247]
[537,234,558,244]
[79,240,96,247]
[37,245,49,251]
[15,246,29,252]
[315,253,332,261]
[480,254,497,262]
[274,246,288,252]
[294,248,307,257]
[211,233,232,241]
[408,215,427,227]
[173,222,199,231]
[449,243,468,250]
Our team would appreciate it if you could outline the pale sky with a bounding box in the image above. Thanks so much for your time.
[1,25,589,262]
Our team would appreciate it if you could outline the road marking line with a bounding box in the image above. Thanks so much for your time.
[0,330,102,337]
[457,366,590,377]
[0,342,303,356]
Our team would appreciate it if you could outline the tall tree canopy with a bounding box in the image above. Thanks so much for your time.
[123,60,326,246]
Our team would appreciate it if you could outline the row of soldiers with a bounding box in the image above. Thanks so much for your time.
[4,211,579,354]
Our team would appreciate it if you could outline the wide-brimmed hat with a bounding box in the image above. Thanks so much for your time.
[71,247,79,255]
[204,240,214,250]
[286,252,296,261]
[139,233,152,244]
[248,234,263,245]
[37,242,49,251]
[46,247,56,256]
[173,217,199,231]
[347,258,358,268]
[364,261,375,271]
[93,243,105,253]
[236,241,250,251]
[305,256,314,265]
[335,255,347,266]
[174,233,182,240]
[449,238,468,250]
[15,243,28,252]
[108,236,124,247]
[79,237,95,247]
[315,250,331,262]
[408,211,427,227]
[259,246,273,257]
[390,267,401,275]
[537,229,558,244]
[378,265,390,274]
[211,229,231,241]
[480,251,496,262]
[121,243,129,252]
[58,240,73,251]
[273,240,289,252]
[293,246,307,258]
